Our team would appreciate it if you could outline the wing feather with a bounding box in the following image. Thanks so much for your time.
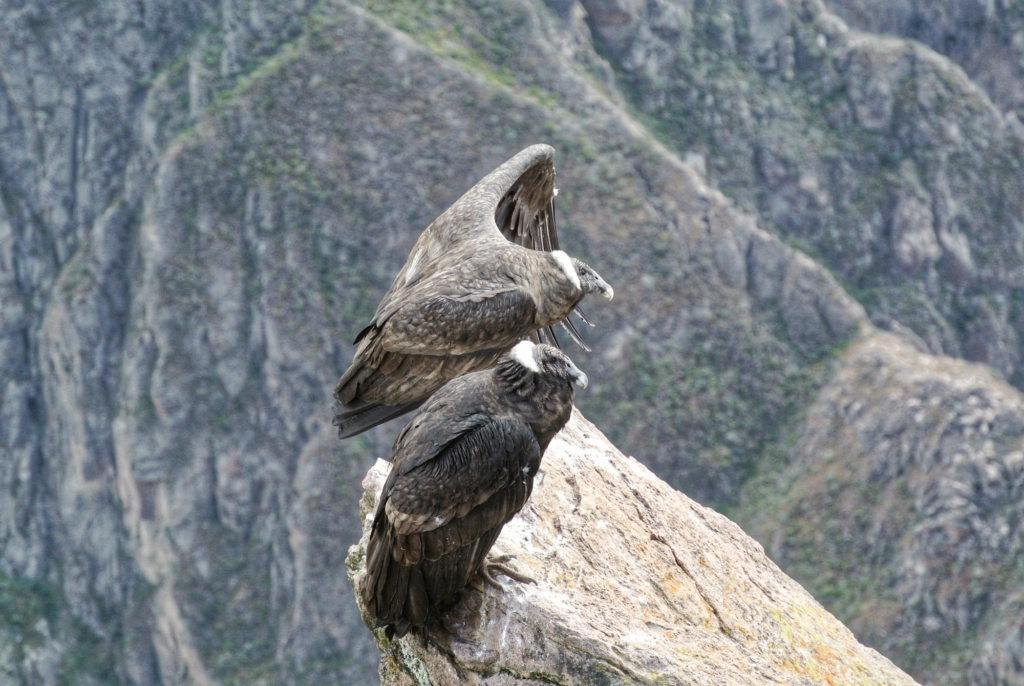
[336,145,568,419]
[369,144,558,317]
[379,289,537,356]
[494,153,558,253]
[491,150,562,348]
[382,418,540,565]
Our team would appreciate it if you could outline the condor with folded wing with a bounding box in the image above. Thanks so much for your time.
[360,341,587,638]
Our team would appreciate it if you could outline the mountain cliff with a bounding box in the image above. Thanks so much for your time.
[1,0,1023,684]
[826,0,1024,120]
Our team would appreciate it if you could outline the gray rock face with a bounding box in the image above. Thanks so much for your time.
[824,0,1024,120]
[744,333,1024,685]
[348,412,917,686]
[0,0,865,681]
[578,0,1024,387]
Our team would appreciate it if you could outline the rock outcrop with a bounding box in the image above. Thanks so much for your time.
[348,412,917,686]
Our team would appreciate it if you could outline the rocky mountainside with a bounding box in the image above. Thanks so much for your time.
[349,413,917,686]
[825,0,1024,120]
[742,332,1024,685]
[1,0,1023,684]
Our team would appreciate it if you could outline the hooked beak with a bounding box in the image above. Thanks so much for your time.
[567,363,589,389]
[595,277,614,300]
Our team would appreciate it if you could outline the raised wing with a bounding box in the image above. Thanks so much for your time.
[490,146,567,348]
[430,143,557,248]
[382,144,558,287]
[488,145,591,351]
[493,147,558,252]
[359,145,556,337]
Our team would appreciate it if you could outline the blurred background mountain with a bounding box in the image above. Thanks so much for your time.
[2,0,1024,683]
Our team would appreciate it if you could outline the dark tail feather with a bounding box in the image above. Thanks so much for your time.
[333,399,424,439]
[363,522,429,639]
[404,565,429,631]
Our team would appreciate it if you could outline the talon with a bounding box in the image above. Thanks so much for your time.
[488,563,536,585]
[488,553,516,564]
[473,555,535,592]
[477,565,506,591]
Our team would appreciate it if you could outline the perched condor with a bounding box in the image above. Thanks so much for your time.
[333,144,612,438]
[360,340,586,638]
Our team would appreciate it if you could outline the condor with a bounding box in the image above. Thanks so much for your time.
[333,145,611,438]
[360,341,586,638]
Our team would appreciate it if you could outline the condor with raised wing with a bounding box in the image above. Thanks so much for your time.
[360,341,586,638]
[333,145,612,438]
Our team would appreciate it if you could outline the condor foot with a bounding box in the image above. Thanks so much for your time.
[471,554,536,592]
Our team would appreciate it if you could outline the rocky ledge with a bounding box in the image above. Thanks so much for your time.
[346,412,917,685]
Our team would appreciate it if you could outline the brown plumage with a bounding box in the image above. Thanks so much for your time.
[360,341,586,638]
[333,144,613,439]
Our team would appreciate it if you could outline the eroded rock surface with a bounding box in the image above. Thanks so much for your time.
[348,412,917,686]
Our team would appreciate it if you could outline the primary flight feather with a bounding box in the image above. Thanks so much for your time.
[333,144,612,439]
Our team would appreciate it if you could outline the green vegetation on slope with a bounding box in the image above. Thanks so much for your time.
[0,573,116,685]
